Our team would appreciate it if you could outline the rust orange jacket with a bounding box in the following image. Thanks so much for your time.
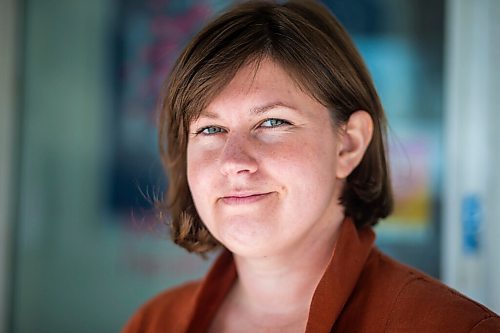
[122,219,500,332]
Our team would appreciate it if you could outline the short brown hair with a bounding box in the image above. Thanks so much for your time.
[158,0,393,253]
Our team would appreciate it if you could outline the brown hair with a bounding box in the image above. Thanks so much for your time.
[158,0,393,253]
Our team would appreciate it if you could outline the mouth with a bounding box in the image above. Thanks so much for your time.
[220,192,274,205]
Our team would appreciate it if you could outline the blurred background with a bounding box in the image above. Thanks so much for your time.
[1,0,499,332]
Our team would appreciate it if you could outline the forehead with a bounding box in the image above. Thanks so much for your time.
[200,58,317,117]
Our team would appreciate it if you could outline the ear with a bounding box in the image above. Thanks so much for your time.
[336,110,373,179]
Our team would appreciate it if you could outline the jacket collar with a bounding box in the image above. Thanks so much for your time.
[187,218,375,333]
[305,218,375,332]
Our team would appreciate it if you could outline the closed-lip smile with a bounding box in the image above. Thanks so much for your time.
[220,192,274,205]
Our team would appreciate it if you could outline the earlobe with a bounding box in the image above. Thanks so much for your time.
[336,111,373,179]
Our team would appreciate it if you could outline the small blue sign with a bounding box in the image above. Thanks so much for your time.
[461,194,482,255]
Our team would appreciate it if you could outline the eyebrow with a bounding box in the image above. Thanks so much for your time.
[199,101,299,119]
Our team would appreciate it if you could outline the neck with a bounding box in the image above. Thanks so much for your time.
[230,216,343,320]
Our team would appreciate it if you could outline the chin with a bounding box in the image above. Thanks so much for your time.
[224,241,279,259]
[216,224,279,258]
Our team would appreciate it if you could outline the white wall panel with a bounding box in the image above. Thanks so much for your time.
[444,0,500,313]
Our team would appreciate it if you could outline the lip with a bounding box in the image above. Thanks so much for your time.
[220,192,274,205]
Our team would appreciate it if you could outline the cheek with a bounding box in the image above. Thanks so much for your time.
[186,143,220,205]
[186,144,206,197]
[269,137,338,196]
[273,137,337,174]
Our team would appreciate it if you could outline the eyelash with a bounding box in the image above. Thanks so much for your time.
[195,118,291,136]
[195,126,225,135]
[260,118,290,128]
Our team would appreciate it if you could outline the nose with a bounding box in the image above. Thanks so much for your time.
[219,133,258,176]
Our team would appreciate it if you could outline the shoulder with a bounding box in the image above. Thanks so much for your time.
[121,280,201,333]
[376,250,499,332]
[338,248,500,332]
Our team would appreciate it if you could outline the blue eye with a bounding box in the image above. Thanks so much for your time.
[197,126,224,135]
[260,118,289,128]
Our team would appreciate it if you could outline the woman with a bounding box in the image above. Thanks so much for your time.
[122,1,500,332]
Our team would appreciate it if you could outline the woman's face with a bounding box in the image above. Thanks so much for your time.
[187,59,345,258]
